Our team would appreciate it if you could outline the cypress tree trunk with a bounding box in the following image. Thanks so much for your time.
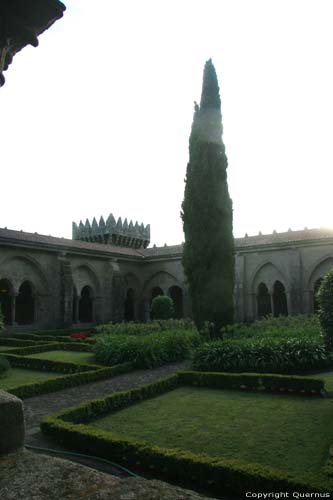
[181,59,234,335]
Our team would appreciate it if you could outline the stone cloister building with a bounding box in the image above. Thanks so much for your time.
[1,221,333,331]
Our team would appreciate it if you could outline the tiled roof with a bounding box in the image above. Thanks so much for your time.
[0,228,144,258]
[143,228,333,257]
[1,227,333,260]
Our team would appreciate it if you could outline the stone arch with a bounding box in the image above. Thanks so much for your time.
[0,278,14,325]
[169,285,183,318]
[123,272,141,321]
[307,256,333,290]
[251,262,288,295]
[0,254,49,295]
[72,264,100,297]
[143,271,182,298]
[257,282,272,318]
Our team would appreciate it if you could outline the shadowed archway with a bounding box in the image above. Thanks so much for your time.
[124,288,135,321]
[273,281,288,316]
[313,278,324,314]
[16,281,34,325]
[79,285,93,323]
[169,286,183,318]
[0,279,13,325]
[257,282,271,318]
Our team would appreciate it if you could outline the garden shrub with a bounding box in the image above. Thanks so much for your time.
[150,295,174,320]
[317,270,333,349]
[192,336,331,374]
[94,330,201,368]
[0,307,4,333]
[0,355,9,378]
[94,319,195,336]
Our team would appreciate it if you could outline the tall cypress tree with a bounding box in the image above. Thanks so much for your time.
[181,59,234,335]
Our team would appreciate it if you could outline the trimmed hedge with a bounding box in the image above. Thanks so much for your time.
[178,371,325,395]
[192,337,331,374]
[94,330,201,368]
[4,354,133,399]
[0,355,9,377]
[41,373,328,496]
[0,338,53,347]
[6,342,94,357]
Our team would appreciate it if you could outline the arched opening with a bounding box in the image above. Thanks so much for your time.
[124,288,135,321]
[313,278,324,313]
[273,280,288,316]
[169,286,183,318]
[151,286,163,303]
[72,287,79,323]
[0,279,12,325]
[16,281,35,325]
[257,282,271,318]
[79,285,93,323]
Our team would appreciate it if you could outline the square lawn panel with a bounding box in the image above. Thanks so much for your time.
[28,350,97,365]
[90,387,333,479]
[0,368,65,390]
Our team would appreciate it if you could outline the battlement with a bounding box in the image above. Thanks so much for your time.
[72,214,150,249]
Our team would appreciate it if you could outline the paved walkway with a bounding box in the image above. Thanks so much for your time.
[24,361,189,439]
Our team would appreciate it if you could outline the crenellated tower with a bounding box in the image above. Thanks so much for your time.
[72,213,150,249]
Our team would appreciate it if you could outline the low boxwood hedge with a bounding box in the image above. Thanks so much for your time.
[178,370,325,395]
[4,354,133,399]
[41,372,329,497]
[6,341,94,357]
[0,338,52,347]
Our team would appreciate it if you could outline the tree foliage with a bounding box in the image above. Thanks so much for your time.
[318,270,333,349]
[181,59,234,335]
[150,295,175,320]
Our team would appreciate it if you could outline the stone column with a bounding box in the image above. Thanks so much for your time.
[270,292,275,317]
[11,293,17,326]
[286,290,292,316]
[58,253,74,328]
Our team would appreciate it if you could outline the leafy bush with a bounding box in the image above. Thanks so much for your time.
[150,295,174,320]
[317,270,333,349]
[0,355,9,378]
[192,337,330,374]
[94,330,201,368]
[94,319,195,336]
[221,315,321,342]
[0,307,4,333]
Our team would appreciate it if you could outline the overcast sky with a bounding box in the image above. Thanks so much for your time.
[1,0,332,247]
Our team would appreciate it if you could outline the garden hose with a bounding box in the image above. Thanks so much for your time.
[25,444,139,477]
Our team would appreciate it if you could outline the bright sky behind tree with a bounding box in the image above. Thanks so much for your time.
[1,0,332,247]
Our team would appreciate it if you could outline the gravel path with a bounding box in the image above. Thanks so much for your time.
[24,361,189,438]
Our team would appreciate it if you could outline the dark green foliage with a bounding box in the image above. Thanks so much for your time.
[0,355,9,377]
[221,314,321,341]
[150,295,174,320]
[178,370,324,395]
[41,374,327,496]
[94,330,201,368]
[318,270,333,349]
[94,319,195,336]
[5,342,93,356]
[0,307,4,333]
[181,59,234,335]
[192,337,330,374]
[3,353,132,399]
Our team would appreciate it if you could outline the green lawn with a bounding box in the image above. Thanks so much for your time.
[91,387,333,483]
[304,370,333,391]
[0,368,64,389]
[28,350,97,365]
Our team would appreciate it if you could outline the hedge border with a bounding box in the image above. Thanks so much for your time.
[178,370,325,395]
[41,372,330,496]
[2,353,133,399]
[5,342,94,356]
